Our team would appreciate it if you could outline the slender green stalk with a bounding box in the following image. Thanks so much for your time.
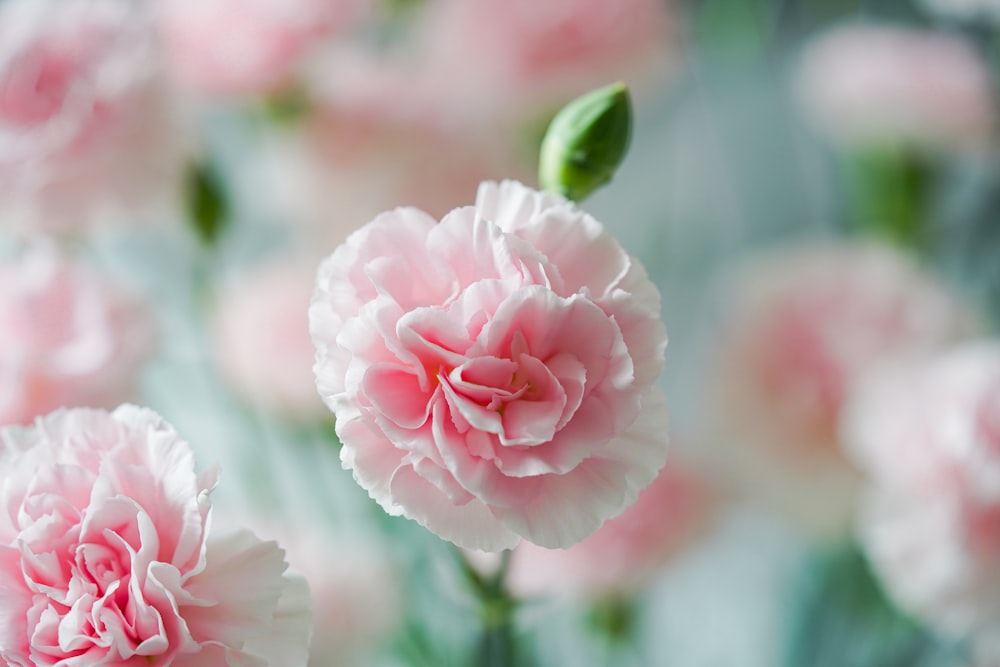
[454,548,522,667]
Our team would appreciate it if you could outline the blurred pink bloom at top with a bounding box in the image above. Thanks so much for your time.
[211,259,327,422]
[795,24,995,151]
[0,0,186,231]
[157,0,365,98]
[0,244,156,427]
[843,342,1000,654]
[708,242,975,536]
[0,405,312,665]
[507,459,711,599]
[310,180,669,551]
[416,0,676,120]
[233,516,401,667]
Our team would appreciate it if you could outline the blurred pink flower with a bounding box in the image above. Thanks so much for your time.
[843,342,1000,653]
[0,405,312,665]
[0,244,156,427]
[708,242,974,536]
[507,459,711,598]
[794,24,995,151]
[156,0,364,98]
[310,180,669,551]
[0,0,185,231]
[239,110,531,252]
[416,0,676,120]
[211,259,327,422]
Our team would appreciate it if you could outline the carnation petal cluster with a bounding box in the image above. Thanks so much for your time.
[310,180,669,551]
[0,406,311,666]
[843,343,1000,648]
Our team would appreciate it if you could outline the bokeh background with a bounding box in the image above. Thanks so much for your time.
[3,0,1000,664]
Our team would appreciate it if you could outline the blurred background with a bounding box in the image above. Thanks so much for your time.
[3,0,1000,664]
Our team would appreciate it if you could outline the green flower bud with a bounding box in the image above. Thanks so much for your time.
[538,82,633,202]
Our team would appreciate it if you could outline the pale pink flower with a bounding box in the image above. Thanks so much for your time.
[415,0,676,121]
[794,24,995,151]
[0,244,156,427]
[842,342,1000,653]
[310,180,669,551]
[156,0,365,98]
[239,111,531,252]
[211,259,327,422]
[506,459,711,598]
[0,0,185,232]
[708,242,974,536]
[0,405,312,666]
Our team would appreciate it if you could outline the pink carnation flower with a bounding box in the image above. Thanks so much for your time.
[156,0,365,98]
[843,343,1000,654]
[708,242,974,536]
[0,0,185,231]
[211,260,327,422]
[506,459,710,598]
[310,180,669,551]
[794,24,995,151]
[0,244,155,427]
[0,406,311,665]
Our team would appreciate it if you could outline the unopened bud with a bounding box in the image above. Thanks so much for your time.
[538,82,633,202]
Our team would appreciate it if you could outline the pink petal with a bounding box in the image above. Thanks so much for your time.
[362,364,432,430]
[495,389,669,548]
[388,465,519,551]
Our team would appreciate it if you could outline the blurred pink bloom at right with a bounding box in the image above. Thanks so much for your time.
[795,24,995,151]
[707,242,975,537]
[157,0,365,98]
[0,0,185,232]
[0,244,155,427]
[842,342,1000,656]
[211,259,327,422]
[507,459,712,599]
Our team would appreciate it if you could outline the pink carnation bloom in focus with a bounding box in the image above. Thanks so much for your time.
[843,342,1000,655]
[0,0,185,231]
[310,180,669,551]
[0,244,155,427]
[0,406,311,665]
[507,460,710,598]
[795,24,995,151]
[156,0,365,98]
[211,260,327,422]
[709,242,974,536]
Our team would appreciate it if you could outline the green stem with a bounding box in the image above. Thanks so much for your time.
[844,146,934,255]
[455,549,521,667]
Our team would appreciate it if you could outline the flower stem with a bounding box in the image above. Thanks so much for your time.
[455,549,522,667]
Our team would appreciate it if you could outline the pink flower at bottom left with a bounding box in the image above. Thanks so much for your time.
[0,406,312,666]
